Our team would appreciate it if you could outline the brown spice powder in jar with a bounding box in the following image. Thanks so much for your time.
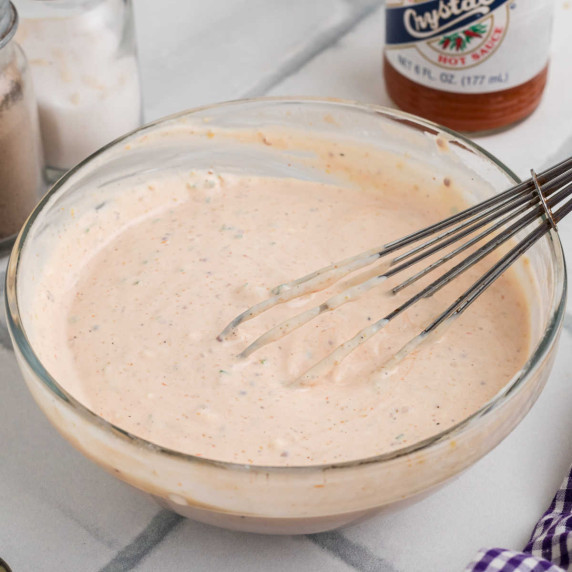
[0,59,43,240]
[0,16,43,242]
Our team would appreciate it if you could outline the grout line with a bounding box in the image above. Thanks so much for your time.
[0,325,11,351]
[242,0,385,98]
[562,312,572,337]
[98,510,184,572]
[307,530,399,572]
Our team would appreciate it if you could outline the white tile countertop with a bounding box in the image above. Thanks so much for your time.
[2,1,572,570]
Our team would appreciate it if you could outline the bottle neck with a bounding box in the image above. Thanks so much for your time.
[0,0,17,50]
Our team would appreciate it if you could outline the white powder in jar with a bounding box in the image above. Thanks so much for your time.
[16,0,142,171]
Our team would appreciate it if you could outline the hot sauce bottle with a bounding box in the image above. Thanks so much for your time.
[383,0,554,133]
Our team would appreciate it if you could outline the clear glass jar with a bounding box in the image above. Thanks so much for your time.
[14,0,143,179]
[0,0,44,253]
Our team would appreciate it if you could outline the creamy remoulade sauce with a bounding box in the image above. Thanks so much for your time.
[34,164,530,466]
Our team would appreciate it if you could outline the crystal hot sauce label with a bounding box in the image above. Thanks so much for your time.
[385,0,554,94]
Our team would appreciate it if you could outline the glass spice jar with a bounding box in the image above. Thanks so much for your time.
[383,0,555,133]
[0,0,44,252]
[14,0,143,180]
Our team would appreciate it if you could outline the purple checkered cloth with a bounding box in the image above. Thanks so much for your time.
[466,464,572,571]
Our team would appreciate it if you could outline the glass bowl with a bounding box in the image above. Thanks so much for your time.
[4,98,567,534]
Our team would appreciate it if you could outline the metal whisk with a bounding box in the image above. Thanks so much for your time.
[217,156,572,384]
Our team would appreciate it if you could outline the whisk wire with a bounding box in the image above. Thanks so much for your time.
[238,197,543,360]
[218,156,572,385]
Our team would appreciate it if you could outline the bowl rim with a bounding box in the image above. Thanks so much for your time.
[4,96,568,473]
